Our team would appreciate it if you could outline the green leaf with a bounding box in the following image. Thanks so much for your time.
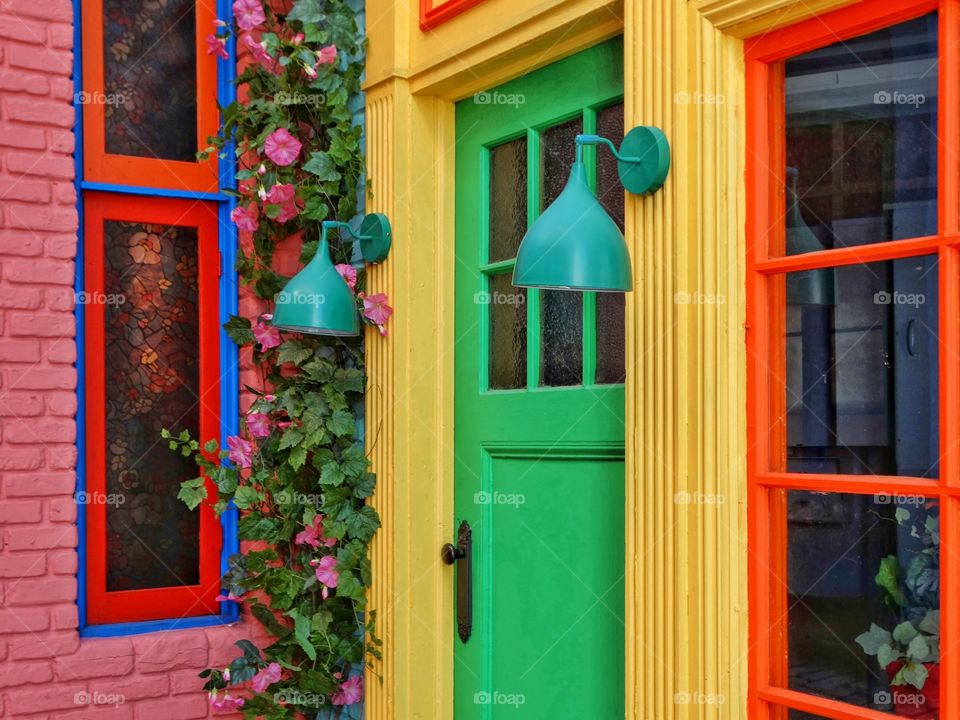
[302,152,342,182]
[233,485,261,510]
[327,409,355,438]
[893,661,929,690]
[875,555,904,606]
[345,505,380,541]
[906,634,930,662]
[290,608,317,661]
[877,643,900,668]
[278,428,304,450]
[855,624,892,656]
[289,445,307,471]
[223,315,254,346]
[287,0,323,23]
[919,610,940,636]
[319,462,346,487]
[895,507,911,524]
[277,340,314,366]
[893,621,919,645]
[178,477,207,510]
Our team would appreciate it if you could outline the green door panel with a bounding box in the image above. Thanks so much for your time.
[454,37,626,719]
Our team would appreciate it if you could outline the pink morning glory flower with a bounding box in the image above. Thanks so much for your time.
[295,515,337,549]
[263,128,302,167]
[215,590,244,603]
[226,435,255,469]
[246,412,272,438]
[317,44,338,65]
[251,662,282,693]
[361,292,393,336]
[205,34,229,60]
[232,0,265,31]
[332,675,364,706]
[310,555,339,598]
[335,263,357,290]
[253,319,282,349]
[266,183,301,223]
[230,203,259,232]
[240,33,275,70]
[209,691,245,712]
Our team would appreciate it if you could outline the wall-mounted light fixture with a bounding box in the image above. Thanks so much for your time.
[271,213,391,336]
[512,128,670,292]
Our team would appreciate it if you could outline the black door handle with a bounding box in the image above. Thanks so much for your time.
[442,520,472,643]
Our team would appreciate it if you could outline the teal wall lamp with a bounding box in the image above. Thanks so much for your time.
[512,127,670,292]
[272,213,391,336]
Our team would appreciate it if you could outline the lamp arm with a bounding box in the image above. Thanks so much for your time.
[575,134,642,164]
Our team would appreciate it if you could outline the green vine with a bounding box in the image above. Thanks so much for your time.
[164,1,387,717]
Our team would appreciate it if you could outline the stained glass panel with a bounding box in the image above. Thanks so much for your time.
[103,220,201,591]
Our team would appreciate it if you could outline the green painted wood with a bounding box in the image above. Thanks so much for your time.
[453,38,626,719]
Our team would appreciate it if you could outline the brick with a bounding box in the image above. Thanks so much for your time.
[0,448,43,470]
[52,604,78,630]
[46,287,75,311]
[47,23,73,49]
[55,638,133,679]
[5,417,75,444]
[0,231,45,257]
[48,549,76,574]
[0,287,42,309]
[5,258,75,285]
[11,631,80,659]
[169,669,205,695]
[0,0,73,22]
[134,632,207,673]
[0,178,50,206]
[5,577,75,605]
[0,499,42,524]
[0,16,45,42]
[4,152,74,180]
[98,674,169,701]
[53,181,77,205]
[58,703,134,720]
[7,46,73,77]
[44,389,77,414]
[5,525,76,551]
[9,312,74,338]
[5,203,78,233]
[0,124,45,150]
[132,695,207,720]
[41,234,76,258]
[0,552,46,577]
[6,681,89,715]
[46,341,77,365]
[48,498,76,523]
[0,659,52,688]
[0,608,50,633]
[49,128,75,153]
[6,367,76,390]
[49,443,77,469]
[0,391,45,415]
[4,472,75,497]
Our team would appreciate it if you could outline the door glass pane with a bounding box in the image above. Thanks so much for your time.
[103,0,199,161]
[777,492,939,717]
[541,290,583,386]
[596,102,626,384]
[104,220,201,590]
[783,255,939,478]
[540,116,583,209]
[784,13,937,252]
[488,273,527,389]
[488,138,527,263]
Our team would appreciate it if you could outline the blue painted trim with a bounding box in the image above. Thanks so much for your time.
[80,180,229,202]
[73,0,241,635]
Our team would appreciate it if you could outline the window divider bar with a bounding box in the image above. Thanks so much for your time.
[754,471,943,494]
[755,235,947,274]
[759,686,910,720]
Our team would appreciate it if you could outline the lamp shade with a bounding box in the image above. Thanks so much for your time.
[271,236,360,336]
[513,160,632,292]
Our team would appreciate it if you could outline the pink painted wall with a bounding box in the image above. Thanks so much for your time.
[0,2,257,717]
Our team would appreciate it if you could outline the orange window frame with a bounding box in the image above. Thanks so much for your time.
[745,0,960,718]
[80,0,219,192]
[83,192,222,625]
[419,0,487,30]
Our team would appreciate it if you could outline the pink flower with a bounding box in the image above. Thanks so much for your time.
[335,263,357,290]
[251,662,282,693]
[246,412,272,438]
[215,591,245,603]
[226,435,255,469]
[232,0,265,30]
[240,33,274,69]
[310,555,339,598]
[331,675,363,706]
[295,515,337,549]
[303,64,317,79]
[266,183,301,223]
[362,292,393,336]
[205,34,229,60]
[263,128,302,167]
[209,691,245,712]
[317,44,338,65]
[253,319,282,349]
[230,203,259,232]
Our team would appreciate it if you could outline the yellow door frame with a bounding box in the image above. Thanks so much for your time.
[361,0,859,717]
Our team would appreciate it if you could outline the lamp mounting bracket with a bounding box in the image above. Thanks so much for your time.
[576,127,670,196]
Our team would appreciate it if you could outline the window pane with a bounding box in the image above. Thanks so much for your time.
[541,290,583,386]
[488,138,527,263]
[783,256,939,478]
[541,116,583,209]
[488,272,527,389]
[103,0,198,161]
[596,102,625,231]
[784,13,937,251]
[776,492,939,717]
[104,220,201,590]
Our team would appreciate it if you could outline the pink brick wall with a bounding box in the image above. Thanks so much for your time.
[0,2,257,717]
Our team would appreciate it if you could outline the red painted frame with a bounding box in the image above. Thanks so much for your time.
[419,0,487,31]
[746,0,960,717]
[83,192,222,624]
[80,0,219,191]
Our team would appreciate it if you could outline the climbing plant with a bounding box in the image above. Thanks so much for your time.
[165,0,390,717]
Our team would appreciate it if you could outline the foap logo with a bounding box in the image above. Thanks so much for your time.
[474,290,525,306]
[674,91,726,105]
[274,690,325,707]
[875,690,925,708]
[874,492,926,507]
[874,290,925,308]
[473,91,526,108]
[274,91,326,107]
[674,491,725,506]
[74,691,126,708]
[674,691,726,706]
[474,490,526,508]
[76,491,126,507]
[474,690,526,708]
[76,291,126,307]
[674,290,725,306]
[874,90,926,108]
[273,490,323,505]
[275,291,325,306]
[75,90,126,106]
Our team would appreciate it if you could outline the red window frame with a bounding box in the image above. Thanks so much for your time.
[80,0,219,191]
[745,0,960,717]
[83,193,222,625]
[419,0,487,30]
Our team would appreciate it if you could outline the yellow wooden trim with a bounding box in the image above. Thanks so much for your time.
[364,0,861,718]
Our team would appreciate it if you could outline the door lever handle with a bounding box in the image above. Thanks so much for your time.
[442,520,472,643]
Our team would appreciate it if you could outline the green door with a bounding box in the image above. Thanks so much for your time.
[453,38,626,718]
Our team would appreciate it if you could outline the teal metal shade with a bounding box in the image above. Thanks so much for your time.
[271,236,360,336]
[512,160,632,292]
